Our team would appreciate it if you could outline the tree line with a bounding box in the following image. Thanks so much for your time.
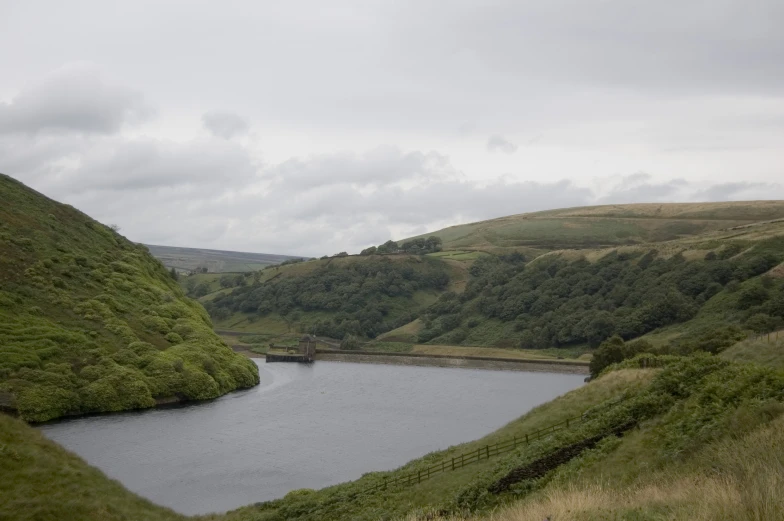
[360,236,443,256]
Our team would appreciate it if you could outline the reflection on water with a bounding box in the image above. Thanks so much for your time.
[40,361,583,515]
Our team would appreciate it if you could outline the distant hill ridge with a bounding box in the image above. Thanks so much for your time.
[145,244,305,274]
[404,201,784,254]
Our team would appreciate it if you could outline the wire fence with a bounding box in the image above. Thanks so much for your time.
[365,414,584,493]
[748,330,782,344]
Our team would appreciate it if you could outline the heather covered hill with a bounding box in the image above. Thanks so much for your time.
[0,174,259,422]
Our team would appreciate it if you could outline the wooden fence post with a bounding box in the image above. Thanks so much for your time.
[486,445,490,459]
[451,457,455,471]
[418,470,421,484]
[383,478,387,490]
[525,433,529,444]
[513,435,517,447]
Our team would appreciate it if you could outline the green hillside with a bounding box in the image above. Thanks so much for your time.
[177,212,784,366]
[198,219,784,361]
[405,201,784,254]
[417,225,784,352]
[4,185,784,520]
[0,174,259,422]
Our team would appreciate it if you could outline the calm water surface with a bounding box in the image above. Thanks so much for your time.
[39,361,583,515]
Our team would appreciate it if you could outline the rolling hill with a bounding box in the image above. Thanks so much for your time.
[0,174,259,422]
[191,214,784,360]
[404,201,784,254]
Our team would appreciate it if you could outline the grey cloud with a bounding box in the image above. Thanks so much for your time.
[2,133,258,199]
[2,1,783,154]
[282,179,592,226]
[71,138,257,191]
[202,111,250,139]
[407,1,784,98]
[9,138,784,257]
[691,182,779,201]
[596,173,689,204]
[487,135,518,154]
[271,146,455,189]
[0,64,154,135]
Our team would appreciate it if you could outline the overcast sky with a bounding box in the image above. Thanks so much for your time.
[1,1,783,256]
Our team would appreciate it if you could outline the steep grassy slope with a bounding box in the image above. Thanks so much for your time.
[418,415,784,520]
[406,201,784,253]
[0,174,259,421]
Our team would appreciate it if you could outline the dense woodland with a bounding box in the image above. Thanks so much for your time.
[207,257,450,338]
[206,237,784,356]
[419,240,784,349]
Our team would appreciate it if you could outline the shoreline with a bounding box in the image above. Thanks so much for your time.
[234,347,589,375]
[316,352,589,374]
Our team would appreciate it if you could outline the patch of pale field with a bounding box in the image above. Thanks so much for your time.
[377,319,424,341]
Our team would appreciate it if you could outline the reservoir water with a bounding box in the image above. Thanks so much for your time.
[39,360,584,515]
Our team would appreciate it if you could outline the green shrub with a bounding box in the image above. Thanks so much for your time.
[142,315,170,334]
[16,385,79,422]
[164,332,184,344]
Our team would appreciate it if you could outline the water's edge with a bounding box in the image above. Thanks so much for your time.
[315,352,590,374]
[38,361,585,515]
[233,347,590,375]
